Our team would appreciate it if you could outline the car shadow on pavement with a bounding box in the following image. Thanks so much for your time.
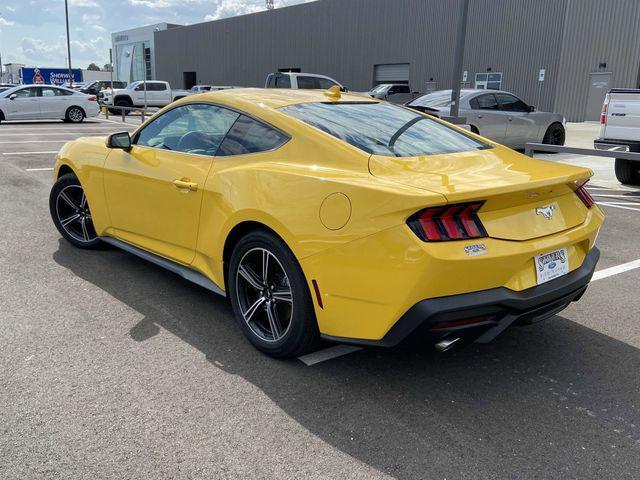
[53,240,640,480]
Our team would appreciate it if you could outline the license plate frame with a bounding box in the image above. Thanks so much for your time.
[535,247,569,285]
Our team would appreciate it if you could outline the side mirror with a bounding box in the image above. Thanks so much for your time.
[339,86,349,93]
[107,132,132,150]
[9,93,17,100]
[529,105,536,112]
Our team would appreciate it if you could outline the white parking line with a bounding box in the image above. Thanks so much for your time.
[598,202,640,212]
[25,167,54,172]
[298,345,363,366]
[3,151,59,155]
[592,259,640,281]
[0,140,68,144]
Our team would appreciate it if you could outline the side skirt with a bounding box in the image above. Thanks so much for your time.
[101,237,226,297]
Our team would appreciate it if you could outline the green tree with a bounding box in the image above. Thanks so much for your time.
[103,64,113,72]
[87,63,100,71]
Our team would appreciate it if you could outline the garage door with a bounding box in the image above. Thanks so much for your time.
[374,63,410,84]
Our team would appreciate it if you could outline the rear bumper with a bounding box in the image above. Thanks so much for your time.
[322,247,600,347]
[594,138,640,153]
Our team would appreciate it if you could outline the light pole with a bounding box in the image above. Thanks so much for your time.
[64,0,73,87]
[449,0,470,122]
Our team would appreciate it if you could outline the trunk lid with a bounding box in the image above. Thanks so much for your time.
[369,146,592,241]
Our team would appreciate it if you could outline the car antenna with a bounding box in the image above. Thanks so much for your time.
[324,85,341,101]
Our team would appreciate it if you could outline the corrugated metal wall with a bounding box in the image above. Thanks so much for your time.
[554,0,640,121]
[154,0,640,121]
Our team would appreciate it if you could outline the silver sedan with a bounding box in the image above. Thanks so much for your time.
[406,89,566,149]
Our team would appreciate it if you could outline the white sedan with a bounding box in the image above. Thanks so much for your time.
[0,84,100,123]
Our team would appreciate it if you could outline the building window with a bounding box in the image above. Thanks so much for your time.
[144,47,152,80]
[475,73,502,90]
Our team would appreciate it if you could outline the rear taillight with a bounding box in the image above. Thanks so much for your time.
[408,202,487,242]
[87,96,96,101]
[575,185,595,208]
[600,96,609,125]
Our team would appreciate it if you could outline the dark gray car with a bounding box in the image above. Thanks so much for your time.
[406,89,566,149]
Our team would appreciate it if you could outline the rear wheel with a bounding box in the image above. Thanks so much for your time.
[614,158,640,185]
[115,99,131,115]
[542,122,565,146]
[49,173,101,249]
[65,106,85,123]
[228,230,319,358]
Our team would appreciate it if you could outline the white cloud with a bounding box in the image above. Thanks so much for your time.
[18,36,108,66]
[204,0,265,21]
[0,17,15,27]
[68,0,100,7]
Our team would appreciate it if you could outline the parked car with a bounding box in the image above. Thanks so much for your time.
[265,72,346,91]
[49,88,602,358]
[190,85,237,93]
[595,88,640,185]
[406,89,566,149]
[367,83,419,104]
[101,80,192,113]
[80,80,127,96]
[0,84,99,123]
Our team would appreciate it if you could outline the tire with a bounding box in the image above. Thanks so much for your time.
[49,173,101,249]
[614,158,640,186]
[115,99,131,115]
[542,122,565,146]
[65,106,85,123]
[469,125,479,135]
[228,230,319,358]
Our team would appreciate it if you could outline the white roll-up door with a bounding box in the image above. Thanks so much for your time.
[374,63,410,84]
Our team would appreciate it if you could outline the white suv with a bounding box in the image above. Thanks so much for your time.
[265,72,346,91]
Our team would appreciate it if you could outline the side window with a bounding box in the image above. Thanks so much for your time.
[496,93,529,112]
[135,83,146,91]
[471,94,499,110]
[14,87,38,98]
[390,85,410,94]
[266,74,275,87]
[217,115,288,156]
[41,87,57,97]
[135,103,239,155]
[274,75,291,88]
[296,76,319,89]
[316,78,337,90]
[153,83,167,91]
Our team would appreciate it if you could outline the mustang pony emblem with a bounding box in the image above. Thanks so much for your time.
[536,205,556,220]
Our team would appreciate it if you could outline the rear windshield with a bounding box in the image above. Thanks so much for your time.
[280,102,489,157]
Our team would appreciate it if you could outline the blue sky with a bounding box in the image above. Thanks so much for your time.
[0,0,310,69]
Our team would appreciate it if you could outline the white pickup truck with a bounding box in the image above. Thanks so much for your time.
[595,88,640,185]
[100,81,192,112]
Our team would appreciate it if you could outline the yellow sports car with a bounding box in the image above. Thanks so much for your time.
[50,88,603,357]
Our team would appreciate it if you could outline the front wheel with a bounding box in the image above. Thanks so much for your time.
[615,158,640,185]
[542,122,565,146]
[228,231,319,358]
[49,173,101,249]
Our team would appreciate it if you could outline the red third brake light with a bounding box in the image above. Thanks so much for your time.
[408,202,487,242]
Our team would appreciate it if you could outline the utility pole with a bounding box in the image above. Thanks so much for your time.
[64,0,73,87]
[449,0,470,122]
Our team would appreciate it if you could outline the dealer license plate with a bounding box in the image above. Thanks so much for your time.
[535,248,569,285]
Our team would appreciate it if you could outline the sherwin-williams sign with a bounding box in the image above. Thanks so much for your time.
[20,67,83,86]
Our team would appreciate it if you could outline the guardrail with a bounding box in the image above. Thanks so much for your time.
[102,104,156,124]
[524,143,640,162]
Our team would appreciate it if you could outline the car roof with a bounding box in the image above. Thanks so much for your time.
[189,87,377,110]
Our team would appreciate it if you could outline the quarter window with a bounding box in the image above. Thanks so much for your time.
[41,87,57,97]
[217,115,288,156]
[135,103,239,156]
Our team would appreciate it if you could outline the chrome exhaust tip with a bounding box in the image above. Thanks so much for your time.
[435,337,462,353]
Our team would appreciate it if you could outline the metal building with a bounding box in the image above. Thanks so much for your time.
[153,0,640,121]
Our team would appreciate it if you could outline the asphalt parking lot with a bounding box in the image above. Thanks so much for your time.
[1,117,640,479]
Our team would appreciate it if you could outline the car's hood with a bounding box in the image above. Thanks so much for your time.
[368,146,591,204]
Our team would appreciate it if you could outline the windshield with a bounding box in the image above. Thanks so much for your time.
[370,85,388,94]
[281,102,489,157]
[0,85,22,98]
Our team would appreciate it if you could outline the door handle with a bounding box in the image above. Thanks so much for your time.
[173,179,198,191]
[508,117,513,121]
[477,115,483,119]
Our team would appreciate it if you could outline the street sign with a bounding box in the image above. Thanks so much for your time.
[539,69,546,82]
[463,70,468,82]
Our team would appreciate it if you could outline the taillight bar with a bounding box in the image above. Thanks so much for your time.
[600,95,609,125]
[408,202,487,242]
[575,185,595,208]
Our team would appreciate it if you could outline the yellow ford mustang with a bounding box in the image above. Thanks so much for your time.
[49,88,604,357]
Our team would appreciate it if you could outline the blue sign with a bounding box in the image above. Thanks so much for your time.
[20,67,83,86]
